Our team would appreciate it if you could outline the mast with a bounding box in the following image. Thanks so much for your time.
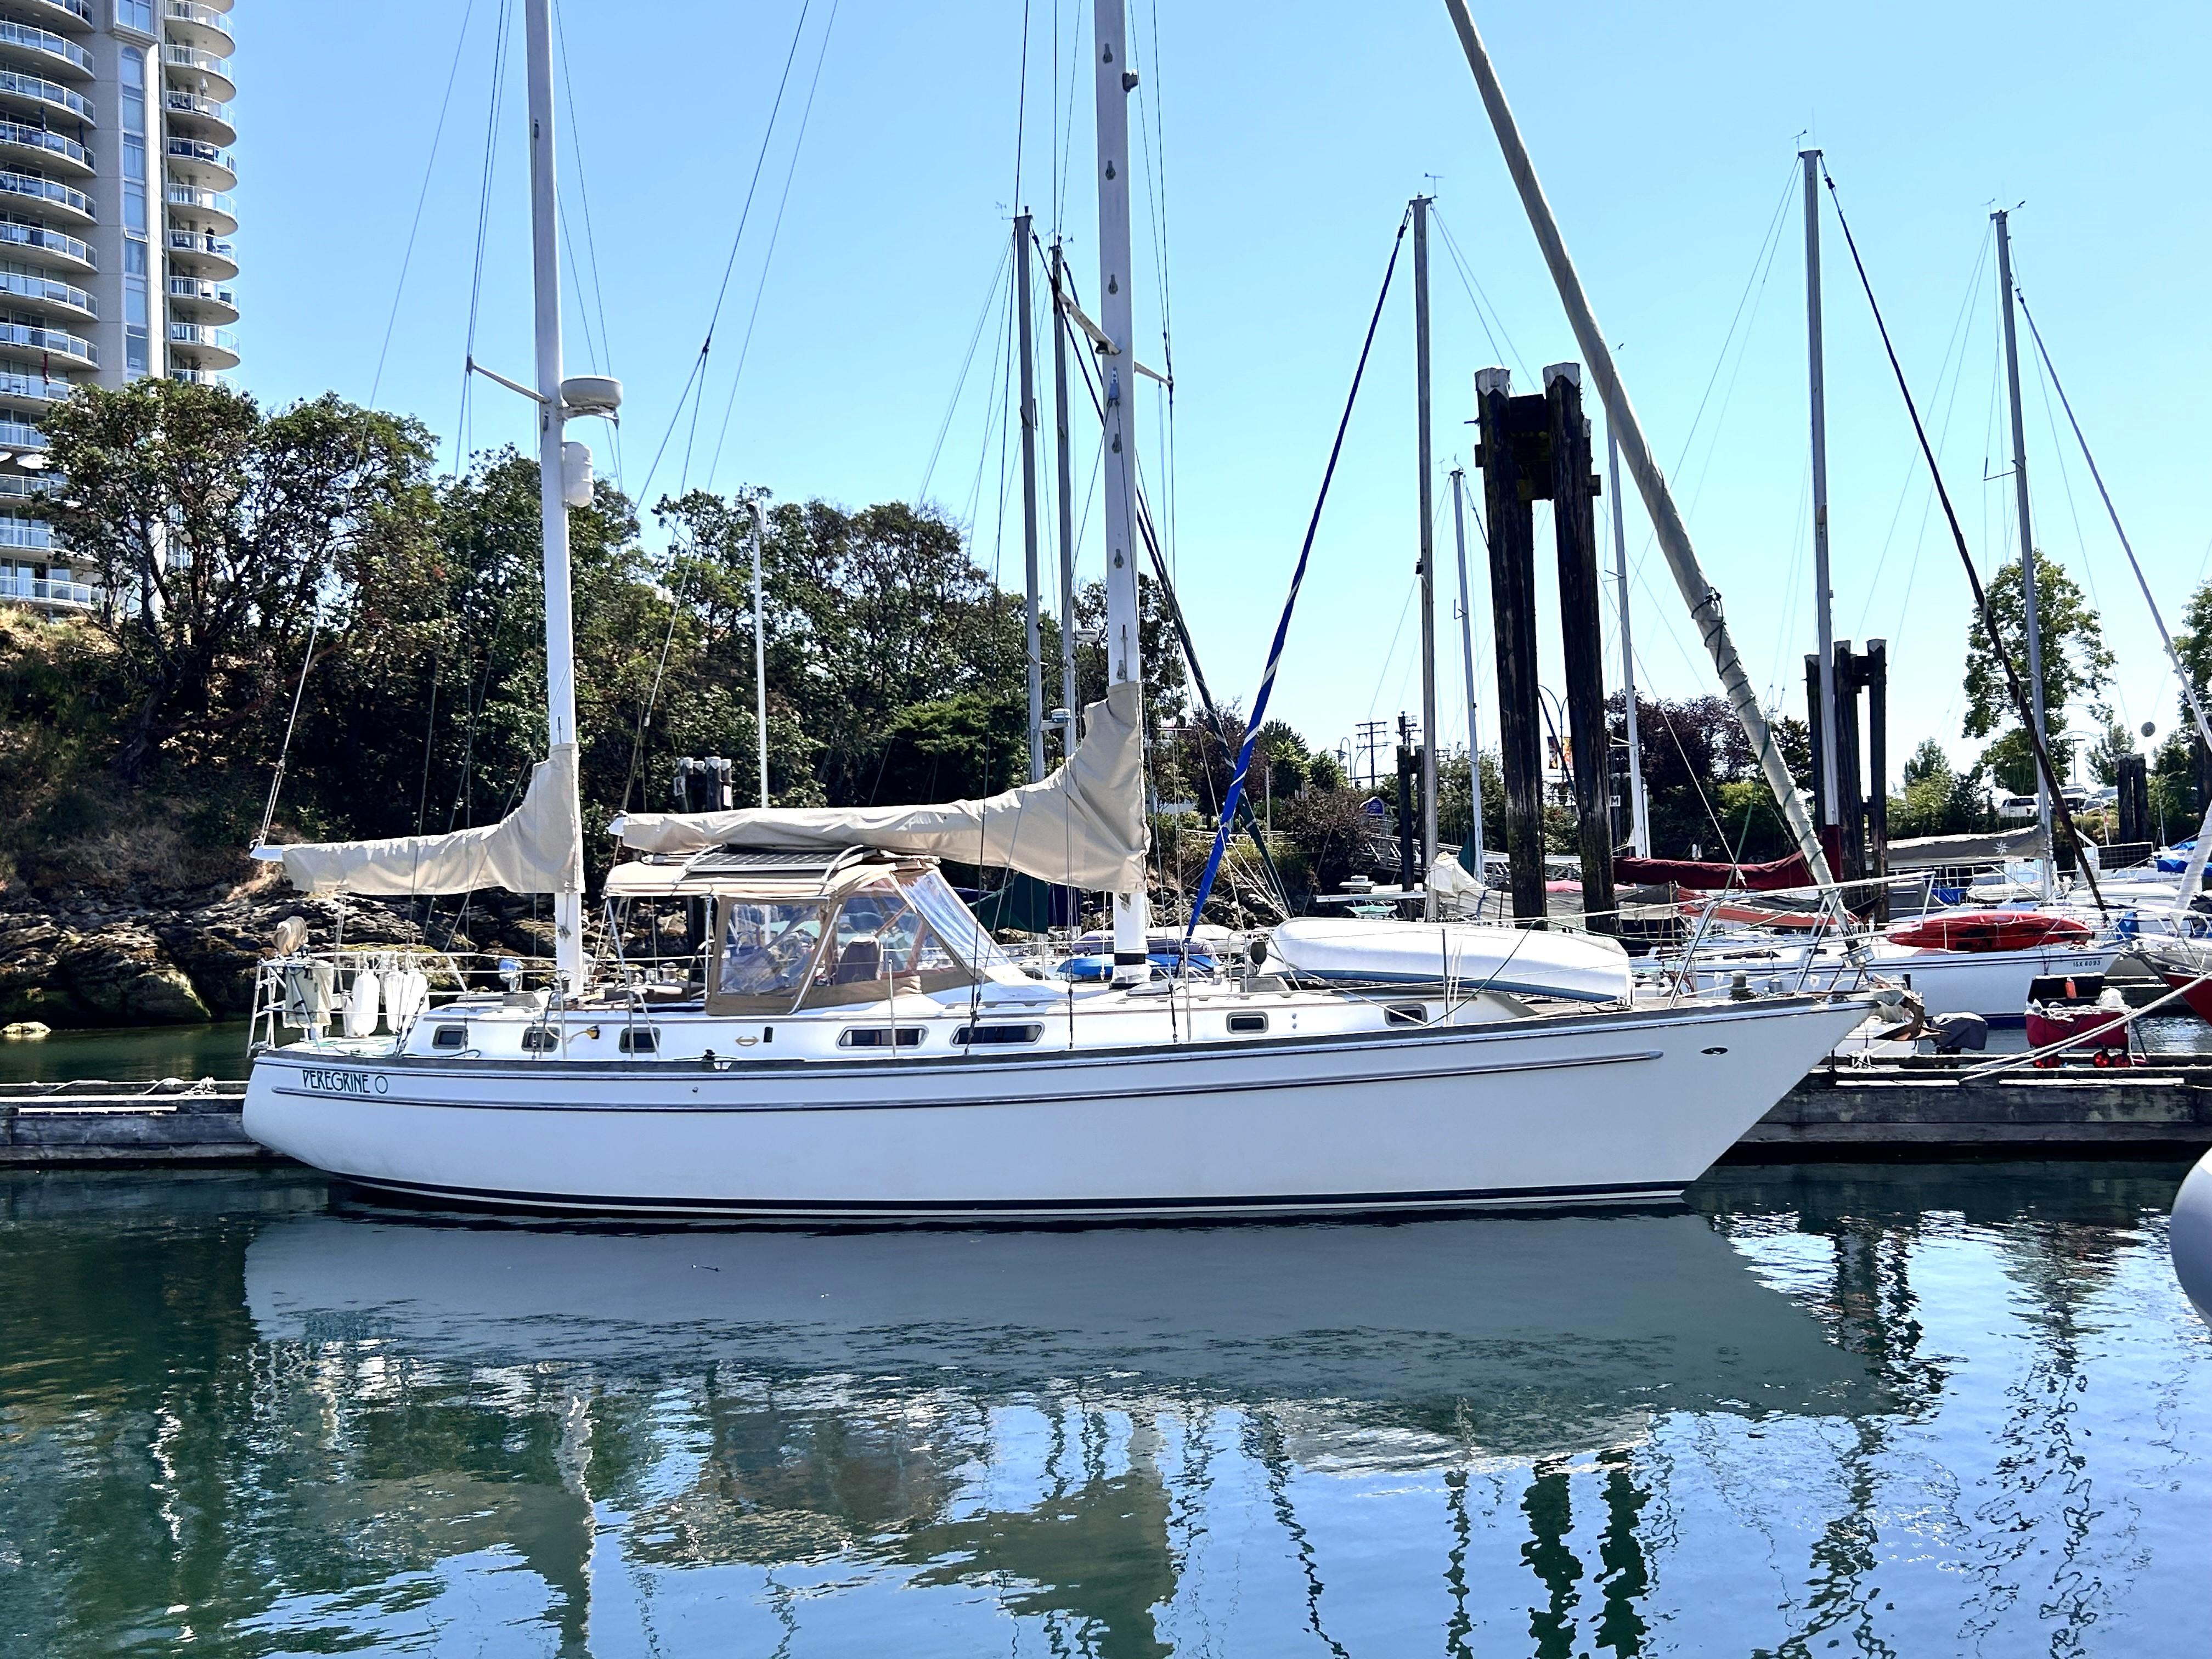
[1802,149,1839,829]
[1450,465,1486,875]
[1441,0,1841,905]
[1606,423,1649,857]
[1015,212,1047,782]
[1413,195,1440,913]
[1051,239,1079,760]
[1994,208,2055,899]
[1092,0,1149,974]
[523,0,586,992]
[751,498,769,807]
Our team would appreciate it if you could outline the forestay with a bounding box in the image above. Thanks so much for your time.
[616,684,1147,890]
[270,744,585,899]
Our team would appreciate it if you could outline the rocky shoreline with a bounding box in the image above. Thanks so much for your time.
[0,870,560,1028]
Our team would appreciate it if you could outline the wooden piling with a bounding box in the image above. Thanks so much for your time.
[1546,367,1616,932]
[1476,370,1548,923]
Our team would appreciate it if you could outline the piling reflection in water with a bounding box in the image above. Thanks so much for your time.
[0,1165,2204,1656]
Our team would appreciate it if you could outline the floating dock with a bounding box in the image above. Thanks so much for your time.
[0,1080,269,1167]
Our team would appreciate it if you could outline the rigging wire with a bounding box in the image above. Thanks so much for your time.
[633,1,815,510]
[371,0,479,407]
[915,241,1014,506]
[1818,159,2105,913]
[1186,210,1412,932]
[1427,204,1527,379]
[2016,285,2212,749]
[453,0,515,478]
[551,0,623,484]
[703,0,843,492]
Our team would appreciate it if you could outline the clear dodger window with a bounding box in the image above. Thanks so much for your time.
[716,902,825,1000]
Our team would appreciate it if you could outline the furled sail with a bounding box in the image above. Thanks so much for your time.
[269,744,585,898]
[617,684,1147,889]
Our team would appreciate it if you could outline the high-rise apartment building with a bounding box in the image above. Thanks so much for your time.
[0,0,237,613]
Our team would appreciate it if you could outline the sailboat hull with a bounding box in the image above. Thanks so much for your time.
[243,996,1867,1220]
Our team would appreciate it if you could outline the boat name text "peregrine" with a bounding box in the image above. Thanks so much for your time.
[302,1068,389,1096]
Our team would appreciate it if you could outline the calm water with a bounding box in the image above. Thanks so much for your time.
[0,1021,255,1085]
[0,1166,2204,1656]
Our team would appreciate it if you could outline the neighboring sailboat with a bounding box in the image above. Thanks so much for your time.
[240,0,1872,1220]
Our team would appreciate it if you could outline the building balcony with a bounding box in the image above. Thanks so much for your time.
[0,219,92,273]
[162,1,232,53]
[0,118,90,177]
[0,319,92,365]
[0,516,54,548]
[0,419,48,453]
[0,66,90,124]
[0,365,73,407]
[0,267,92,320]
[165,183,232,236]
[0,168,91,225]
[166,319,234,368]
[165,227,234,279]
[160,44,234,105]
[0,555,101,614]
[162,88,232,148]
[162,134,233,190]
[0,470,57,501]
[165,363,224,388]
[15,1,93,32]
[165,273,232,323]
[0,20,91,79]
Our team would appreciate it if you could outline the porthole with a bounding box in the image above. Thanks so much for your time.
[1227,1012,1269,1035]
[431,1024,467,1051]
[953,1023,1044,1046]
[839,1026,924,1049]
[521,1026,560,1052]
[1385,1003,1427,1028]
[618,1028,658,1054]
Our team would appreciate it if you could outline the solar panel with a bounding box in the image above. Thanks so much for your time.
[682,845,873,880]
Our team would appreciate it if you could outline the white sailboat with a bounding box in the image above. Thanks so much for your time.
[240,0,1871,1220]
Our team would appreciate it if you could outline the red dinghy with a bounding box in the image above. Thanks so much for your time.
[2023,974,2130,1065]
[1887,912,2092,954]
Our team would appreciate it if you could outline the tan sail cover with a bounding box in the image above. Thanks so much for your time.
[276,744,585,898]
[618,683,1148,889]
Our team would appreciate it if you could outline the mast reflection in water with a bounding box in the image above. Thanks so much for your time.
[0,1165,2205,1655]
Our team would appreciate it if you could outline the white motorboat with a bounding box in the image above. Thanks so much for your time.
[240,0,1874,1221]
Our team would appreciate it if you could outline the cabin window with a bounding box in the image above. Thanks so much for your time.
[618,1028,658,1054]
[1385,1003,1427,1028]
[521,1026,559,1052]
[717,901,826,998]
[838,1026,924,1049]
[953,1023,1043,1046]
[431,1024,467,1050]
[1227,1013,1269,1035]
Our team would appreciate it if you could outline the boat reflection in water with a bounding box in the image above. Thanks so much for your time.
[4,1166,2205,1656]
[241,1204,1873,1654]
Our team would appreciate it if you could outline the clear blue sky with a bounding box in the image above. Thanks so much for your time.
[237,1,2212,787]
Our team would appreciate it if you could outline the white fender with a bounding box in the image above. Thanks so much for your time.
[386,968,431,1030]
[341,969,382,1039]
[2172,1149,2212,1327]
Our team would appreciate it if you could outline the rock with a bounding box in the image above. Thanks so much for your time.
[1,1020,49,1040]
[54,929,211,1024]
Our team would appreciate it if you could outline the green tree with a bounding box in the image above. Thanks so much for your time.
[41,379,435,782]
[1961,550,2113,749]
[2086,721,2136,786]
